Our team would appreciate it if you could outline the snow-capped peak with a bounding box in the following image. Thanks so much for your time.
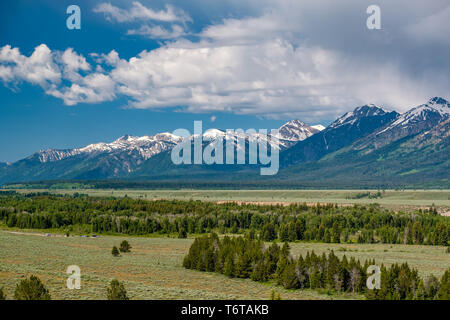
[154,132,183,142]
[419,97,450,115]
[281,119,307,128]
[354,104,390,116]
[36,132,182,163]
[115,134,138,142]
[375,97,449,136]
[34,119,322,164]
[203,129,226,139]
[377,97,450,135]
[276,120,319,142]
[329,104,389,129]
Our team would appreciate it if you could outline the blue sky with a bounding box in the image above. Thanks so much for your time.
[0,0,292,162]
[1,0,449,162]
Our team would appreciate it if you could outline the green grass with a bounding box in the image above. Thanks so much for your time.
[0,231,359,300]
[1,231,448,300]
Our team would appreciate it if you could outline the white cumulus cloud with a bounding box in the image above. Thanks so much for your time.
[1,0,450,122]
[0,44,60,88]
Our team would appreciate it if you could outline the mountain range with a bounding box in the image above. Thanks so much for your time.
[1,97,449,188]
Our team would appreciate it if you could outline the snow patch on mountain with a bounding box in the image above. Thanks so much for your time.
[276,120,319,142]
[329,104,391,129]
[311,124,326,131]
[36,118,319,164]
[377,97,450,135]
[36,132,182,163]
[32,119,323,164]
[202,129,226,140]
[197,120,320,151]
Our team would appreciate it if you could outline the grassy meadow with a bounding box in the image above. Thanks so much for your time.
[1,189,448,300]
[0,231,448,300]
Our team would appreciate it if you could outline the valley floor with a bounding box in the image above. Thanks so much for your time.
[0,231,448,300]
[11,189,450,213]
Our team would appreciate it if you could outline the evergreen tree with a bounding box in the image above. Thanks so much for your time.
[265,243,281,274]
[343,229,350,243]
[235,252,251,278]
[287,223,297,242]
[395,263,420,299]
[279,224,290,242]
[261,223,277,241]
[294,219,305,240]
[112,246,120,257]
[119,240,131,253]
[106,279,129,300]
[404,222,413,244]
[180,234,447,300]
[178,227,187,239]
[251,259,269,282]
[280,261,300,289]
[205,248,216,272]
[224,255,235,278]
[280,242,290,258]
[433,222,448,246]
[182,255,191,269]
[275,257,288,284]
[14,275,51,300]
[323,229,331,243]
[331,221,341,243]
[411,221,424,244]
[309,269,322,289]
[415,279,426,300]
[0,287,6,300]
[296,256,308,289]
[318,224,326,241]
[437,269,450,300]
[415,275,440,299]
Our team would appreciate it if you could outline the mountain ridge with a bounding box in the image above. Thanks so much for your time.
[351,97,450,154]
[279,104,400,167]
[1,97,449,188]
[0,119,319,183]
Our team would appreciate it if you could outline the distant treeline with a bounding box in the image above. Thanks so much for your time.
[0,193,448,246]
[183,234,450,300]
[2,179,447,190]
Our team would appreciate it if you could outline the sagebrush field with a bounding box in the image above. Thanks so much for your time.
[0,231,448,300]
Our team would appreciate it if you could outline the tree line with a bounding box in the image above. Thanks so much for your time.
[183,234,450,300]
[0,193,448,245]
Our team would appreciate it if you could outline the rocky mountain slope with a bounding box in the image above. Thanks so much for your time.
[279,104,400,167]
